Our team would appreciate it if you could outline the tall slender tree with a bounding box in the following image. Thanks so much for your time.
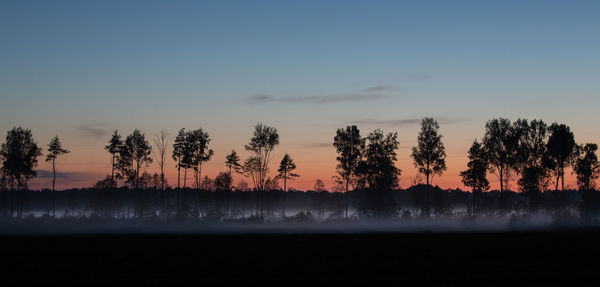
[276,154,299,192]
[243,156,261,190]
[244,123,279,190]
[152,130,169,190]
[225,150,242,177]
[104,130,123,187]
[45,136,69,218]
[276,153,299,218]
[546,123,577,191]
[411,118,447,186]
[46,136,70,192]
[172,128,186,188]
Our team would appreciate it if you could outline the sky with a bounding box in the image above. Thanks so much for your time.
[1,0,599,190]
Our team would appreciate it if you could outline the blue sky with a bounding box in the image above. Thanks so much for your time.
[1,0,599,189]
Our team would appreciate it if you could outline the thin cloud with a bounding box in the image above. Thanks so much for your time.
[303,142,332,148]
[37,169,91,180]
[351,117,468,127]
[362,85,396,92]
[248,94,390,104]
[247,85,397,104]
[77,124,109,139]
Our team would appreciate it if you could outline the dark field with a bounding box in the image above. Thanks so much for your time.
[2,231,600,286]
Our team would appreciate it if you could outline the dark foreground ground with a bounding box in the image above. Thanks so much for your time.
[2,231,599,286]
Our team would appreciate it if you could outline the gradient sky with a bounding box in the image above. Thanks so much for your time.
[1,0,599,190]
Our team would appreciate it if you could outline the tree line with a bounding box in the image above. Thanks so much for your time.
[1,118,600,219]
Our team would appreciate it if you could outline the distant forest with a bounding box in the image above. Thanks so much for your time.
[1,118,599,223]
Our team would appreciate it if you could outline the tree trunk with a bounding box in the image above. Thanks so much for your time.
[177,164,181,188]
[282,175,287,218]
[345,176,349,220]
[561,170,565,191]
[111,154,115,187]
[499,166,504,212]
[17,179,21,218]
[426,161,431,186]
[52,160,56,218]
[282,189,286,219]
[184,168,187,188]
[136,162,140,190]
[52,159,56,191]
[198,165,202,190]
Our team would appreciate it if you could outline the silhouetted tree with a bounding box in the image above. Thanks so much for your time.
[243,156,261,190]
[46,136,69,191]
[172,128,186,188]
[237,179,250,191]
[94,175,115,190]
[0,127,42,217]
[546,123,577,191]
[244,123,279,190]
[573,143,600,191]
[483,118,519,195]
[264,177,280,190]
[152,130,169,190]
[45,135,70,217]
[187,128,213,189]
[214,172,232,190]
[313,179,326,192]
[276,154,299,192]
[514,119,550,198]
[460,140,489,213]
[201,175,214,190]
[119,129,152,189]
[411,118,447,186]
[225,150,242,177]
[333,125,364,219]
[138,171,154,189]
[104,130,122,187]
[276,154,299,218]
[357,130,401,190]
[333,125,364,193]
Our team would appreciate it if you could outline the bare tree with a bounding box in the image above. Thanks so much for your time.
[153,130,169,190]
